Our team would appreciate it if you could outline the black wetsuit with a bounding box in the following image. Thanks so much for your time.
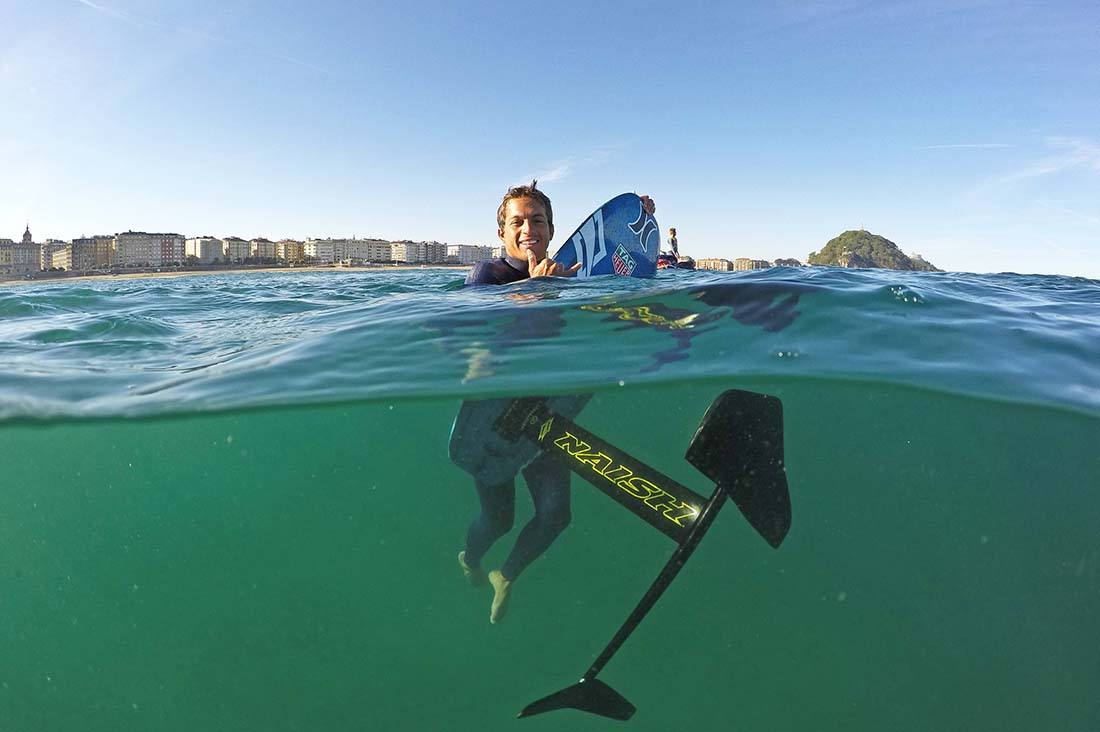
[464,255,530,286]
[456,254,576,581]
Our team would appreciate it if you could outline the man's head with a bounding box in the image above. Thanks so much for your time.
[497,180,555,263]
[669,227,677,236]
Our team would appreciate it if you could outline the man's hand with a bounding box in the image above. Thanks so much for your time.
[527,249,582,277]
[639,195,656,215]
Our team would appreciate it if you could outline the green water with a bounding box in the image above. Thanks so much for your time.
[4,380,1097,731]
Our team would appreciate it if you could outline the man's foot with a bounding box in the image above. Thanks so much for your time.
[458,551,487,587]
[488,570,511,624]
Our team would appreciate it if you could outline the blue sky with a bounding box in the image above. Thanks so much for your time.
[2,0,1098,278]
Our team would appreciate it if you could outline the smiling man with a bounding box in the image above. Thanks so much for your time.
[465,180,654,285]
[454,180,655,624]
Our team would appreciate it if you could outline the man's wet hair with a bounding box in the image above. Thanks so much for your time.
[497,180,554,230]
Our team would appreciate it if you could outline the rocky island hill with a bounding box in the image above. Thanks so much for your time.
[808,230,940,271]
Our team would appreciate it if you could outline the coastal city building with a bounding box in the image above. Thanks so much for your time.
[1,226,43,276]
[249,238,277,261]
[447,244,494,264]
[41,239,69,270]
[696,258,733,271]
[185,236,223,264]
[47,242,72,271]
[331,238,391,264]
[391,240,447,264]
[72,236,115,270]
[0,237,14,274]
[2,222,815,282]
[276,239,305,263]
[222,237,249,263]
[733,257,771,271]
[304,238,335,264]
[115,231,185,268]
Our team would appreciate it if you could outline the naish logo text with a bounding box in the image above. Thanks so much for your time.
[550,431,700,527]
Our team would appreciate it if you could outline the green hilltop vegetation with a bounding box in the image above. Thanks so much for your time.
[807,230,941,271]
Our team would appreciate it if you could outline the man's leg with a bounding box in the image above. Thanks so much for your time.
[489,453,571,623]
[461,478,516,586]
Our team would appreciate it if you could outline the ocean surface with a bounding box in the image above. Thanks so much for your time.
[2,266,1098,731]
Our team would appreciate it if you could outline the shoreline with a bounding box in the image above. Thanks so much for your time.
[0,264,471,287]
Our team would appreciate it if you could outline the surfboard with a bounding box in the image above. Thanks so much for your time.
[552,193,659,278]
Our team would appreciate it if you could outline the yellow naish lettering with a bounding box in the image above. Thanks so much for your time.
[553,431,589,455]
[601,465,634,483]
[664,504,700,526]
[644,493,700,526]
[580,304,694,330]
[617,475,663,500]
[571,450,610,472]
[553,431,699,530]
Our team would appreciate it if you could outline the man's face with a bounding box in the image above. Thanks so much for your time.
[498,197,554,263]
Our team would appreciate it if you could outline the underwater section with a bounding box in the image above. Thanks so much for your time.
[2,380,1098,731]
[2,267,1098,729]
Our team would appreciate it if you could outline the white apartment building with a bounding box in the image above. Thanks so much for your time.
[333,238,392,263]
[304,238,335,263]
[447,244,495,265]
[185,237,223,264]
[250,238,277,260]
[222,237,249,263]
[392,241,448,264]
[115,231,185,267]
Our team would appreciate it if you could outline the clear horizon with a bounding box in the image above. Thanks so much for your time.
[3,1,1098,278]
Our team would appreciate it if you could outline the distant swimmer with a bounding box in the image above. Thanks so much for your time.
[453,180,655,623]
[667,227,678,257]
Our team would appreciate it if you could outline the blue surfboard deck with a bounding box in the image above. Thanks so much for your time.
[552,193,659,278]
